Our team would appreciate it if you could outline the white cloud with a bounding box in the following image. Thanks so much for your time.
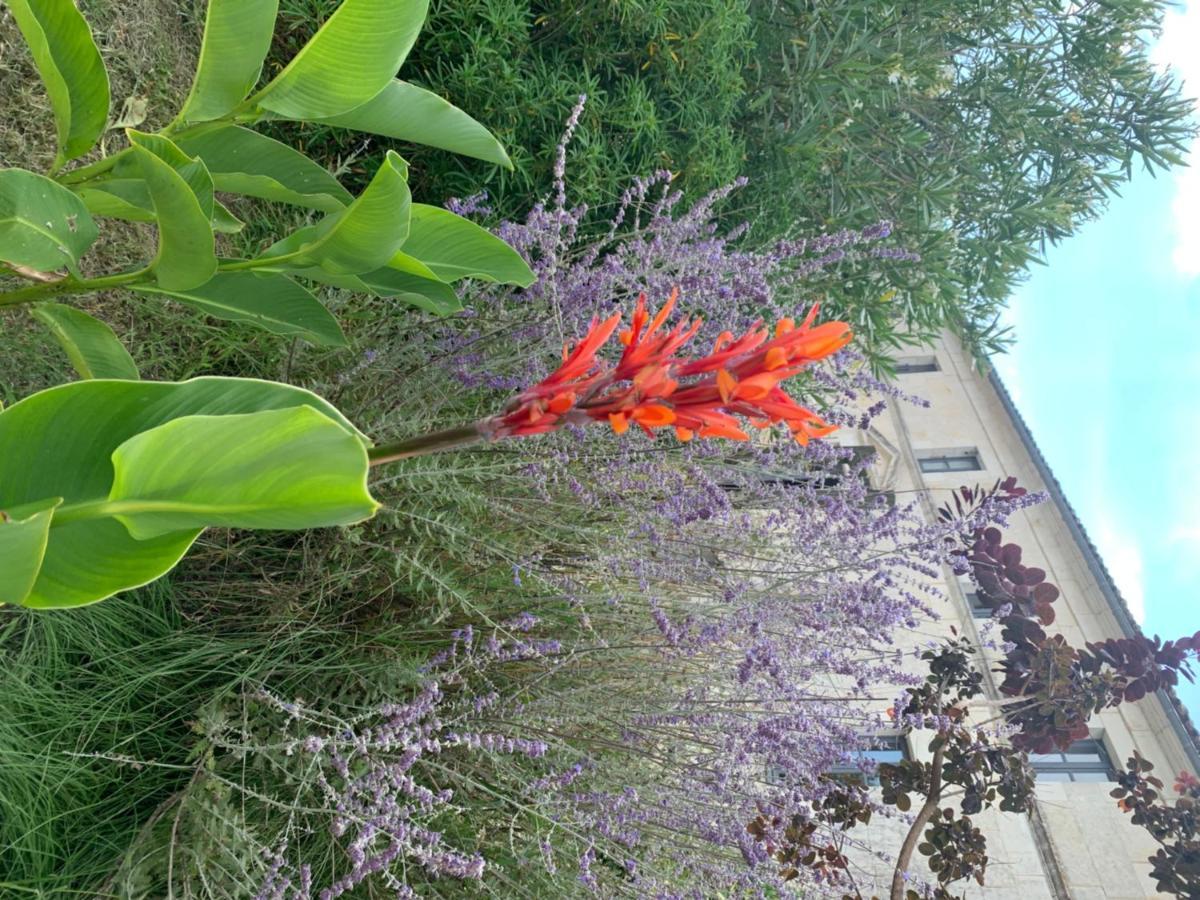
[1152,2,1200,277]
[1092,518,1147,624]
[1170,525,1200,546]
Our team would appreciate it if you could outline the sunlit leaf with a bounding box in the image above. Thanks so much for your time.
[7,0,109,164]
[108,406,376,539]
[132,272,346,346]
[175,124,352,213]
[0,499,60,606]
[252,0,429,120]
[31,302,140,379]
[0,168,98,274]
[128,132,218,290]
[179,0,279,122]
[261,150,411,274]
[0,378,370,608]
[310,79,510,167]
[399,203,534,285]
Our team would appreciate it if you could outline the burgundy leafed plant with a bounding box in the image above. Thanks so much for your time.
[368,292,852,464]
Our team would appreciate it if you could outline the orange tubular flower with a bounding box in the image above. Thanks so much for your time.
[485,292,852,446]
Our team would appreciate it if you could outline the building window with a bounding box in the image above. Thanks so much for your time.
[917,450,983,473]
[895,356,939,374]
[719,446,877,494]
[1030,739,1115,783]
[827,734,910,787]
[965,591,991,618]
[767,735,911,788]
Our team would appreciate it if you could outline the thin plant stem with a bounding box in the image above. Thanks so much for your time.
[368,423,488,466]
[0,267,151,308]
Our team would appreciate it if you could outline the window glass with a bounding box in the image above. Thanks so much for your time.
[1030,739,1114,782]
[823,735,910,787]
[918,452,983,473]
[895,356,939,374]
[966,592,991,618]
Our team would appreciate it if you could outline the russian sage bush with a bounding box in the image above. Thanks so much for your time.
[98,111,1050,897]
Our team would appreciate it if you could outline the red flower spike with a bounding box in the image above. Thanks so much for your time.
[717,369,736,403]
[486,294,851,448]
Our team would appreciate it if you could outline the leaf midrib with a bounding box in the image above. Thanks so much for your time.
[52,497,283,527]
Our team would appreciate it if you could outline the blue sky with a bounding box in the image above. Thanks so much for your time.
[992,1,1200,720]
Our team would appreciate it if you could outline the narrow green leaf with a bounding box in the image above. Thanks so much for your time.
[129,133,218,290]
[179,0,279,122]
[310,79,511,168]
[0,168,98,274]
[252,0,429,120]
[400,204,534,285]
[7,0,109,164]
[0,377,367,608]
[174,125,352,213]
[108,406,377,539]
[31,302,140,380]
[132,272,346,346]
[263,150,411,274]
[0,498,60,605]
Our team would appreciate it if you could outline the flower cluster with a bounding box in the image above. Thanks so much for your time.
[486,292,851,445]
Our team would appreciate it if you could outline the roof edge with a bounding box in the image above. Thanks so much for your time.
[985,368,1200,774]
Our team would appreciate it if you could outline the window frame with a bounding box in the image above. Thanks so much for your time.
[894,355,939,374]
[826,734,911,788]
[965,591,992,619]
[916,449,983,474]
[1029,738,1115,783]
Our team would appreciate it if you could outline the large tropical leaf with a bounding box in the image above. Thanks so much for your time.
[0,378,373,608]
[31,302,140,379]
[108,407,373,539]
[400,204,534,285]
[132,272,346,346]
[285,263,462,315]
[174,125,352,213]
[129,132,218,290]
[124,131,216,217]
[0,168,98,274]
[76,178,244,233]
[251,0,429,120]
[309,79,510,168]
[260,150,411,274]
[7,0,109,165]
[178,0,279,122]
[0,499,59,605]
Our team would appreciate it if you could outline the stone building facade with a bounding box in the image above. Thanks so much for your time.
[836,333,1200,898]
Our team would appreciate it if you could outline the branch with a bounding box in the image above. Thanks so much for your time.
[891,743,945,900]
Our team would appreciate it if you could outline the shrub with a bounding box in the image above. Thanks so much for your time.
[271,0,1194,361]
[272,0,755,224]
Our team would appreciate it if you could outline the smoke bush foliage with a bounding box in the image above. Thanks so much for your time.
[110,108,1040,897]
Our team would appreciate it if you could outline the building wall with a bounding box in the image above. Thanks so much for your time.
[834,333,1197,898]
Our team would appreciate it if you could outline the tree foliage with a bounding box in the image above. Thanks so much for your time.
[310,0,1197,362]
